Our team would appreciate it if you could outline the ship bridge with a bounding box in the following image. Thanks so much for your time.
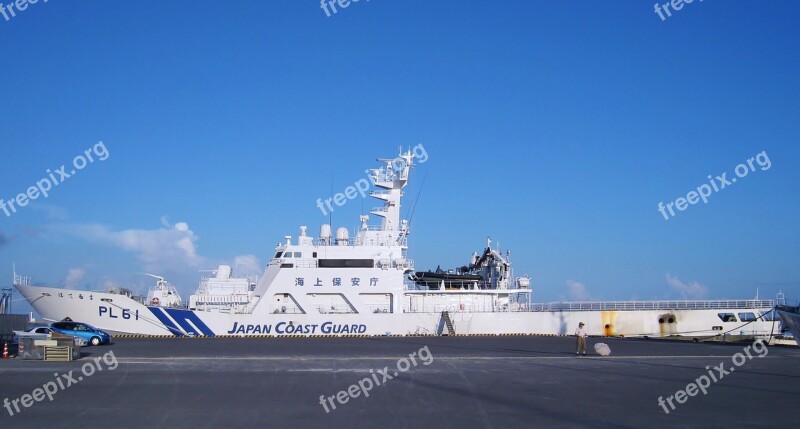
[247,149,422,316]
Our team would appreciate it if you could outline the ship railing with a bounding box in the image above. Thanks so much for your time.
[355,237,398,247]
[12,274,31,287]
[369,190,391,199]
[150,302,189,309]
[371,171,400,184]
[270,258,319,268]
[318,236,406,247]
[404,280,420,290]
[404,280,501,291]
[192,298,251,305]
[376,259,414,271]
[292,259,318,268]
[307,235,406,248]
[404,303,531,313]
[272,307,304,314]
[317,305,356,314]
[316,238,357,246]
[190,303,253,314]
[529,300,776,312]
[366,304,392,314]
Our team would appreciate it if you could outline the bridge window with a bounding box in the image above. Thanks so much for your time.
[717,313,737,323]
[738,312,757,322]
[274,252,283,258]
[294,252,302,258]
[318,259,374,268]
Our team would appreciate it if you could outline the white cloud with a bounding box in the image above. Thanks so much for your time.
[63,268,86,289]
[233,254,263,278]
[566,280,591,300]
[62,222,204,272]
[665,273,708,299]
[49,220,263,296]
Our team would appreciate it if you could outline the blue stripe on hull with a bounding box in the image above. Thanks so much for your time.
[146,307,186,336]
[164,308,215,336]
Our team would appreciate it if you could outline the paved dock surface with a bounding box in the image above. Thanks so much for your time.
[0,336,798,429]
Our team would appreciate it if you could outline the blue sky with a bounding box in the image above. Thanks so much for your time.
[1,1,799,316]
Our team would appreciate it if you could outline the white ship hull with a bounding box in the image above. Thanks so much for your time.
[15,284,780,338]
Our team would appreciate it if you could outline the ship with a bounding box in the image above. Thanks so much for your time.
[776,295,800,344]
[13,149,784,339]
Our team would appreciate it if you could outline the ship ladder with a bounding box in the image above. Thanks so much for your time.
[441,311,455,336]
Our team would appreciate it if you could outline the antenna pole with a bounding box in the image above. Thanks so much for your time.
[407,172,427,227]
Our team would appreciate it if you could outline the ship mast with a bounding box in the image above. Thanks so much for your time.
[368,148,414,245]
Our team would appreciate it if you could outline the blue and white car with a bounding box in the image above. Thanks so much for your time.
[50,321,111,346]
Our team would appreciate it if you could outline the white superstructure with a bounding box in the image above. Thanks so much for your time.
[144,273,183,307]
[13,149,783,339]
[188,265,255,313]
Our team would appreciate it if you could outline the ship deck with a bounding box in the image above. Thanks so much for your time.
[1,336,799,428]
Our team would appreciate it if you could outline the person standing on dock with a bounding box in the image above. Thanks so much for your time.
[575,322,588,355]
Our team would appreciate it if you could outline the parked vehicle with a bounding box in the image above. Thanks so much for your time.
[12,326,53,344]
[50,321,111,346]
[12,325,89,347]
